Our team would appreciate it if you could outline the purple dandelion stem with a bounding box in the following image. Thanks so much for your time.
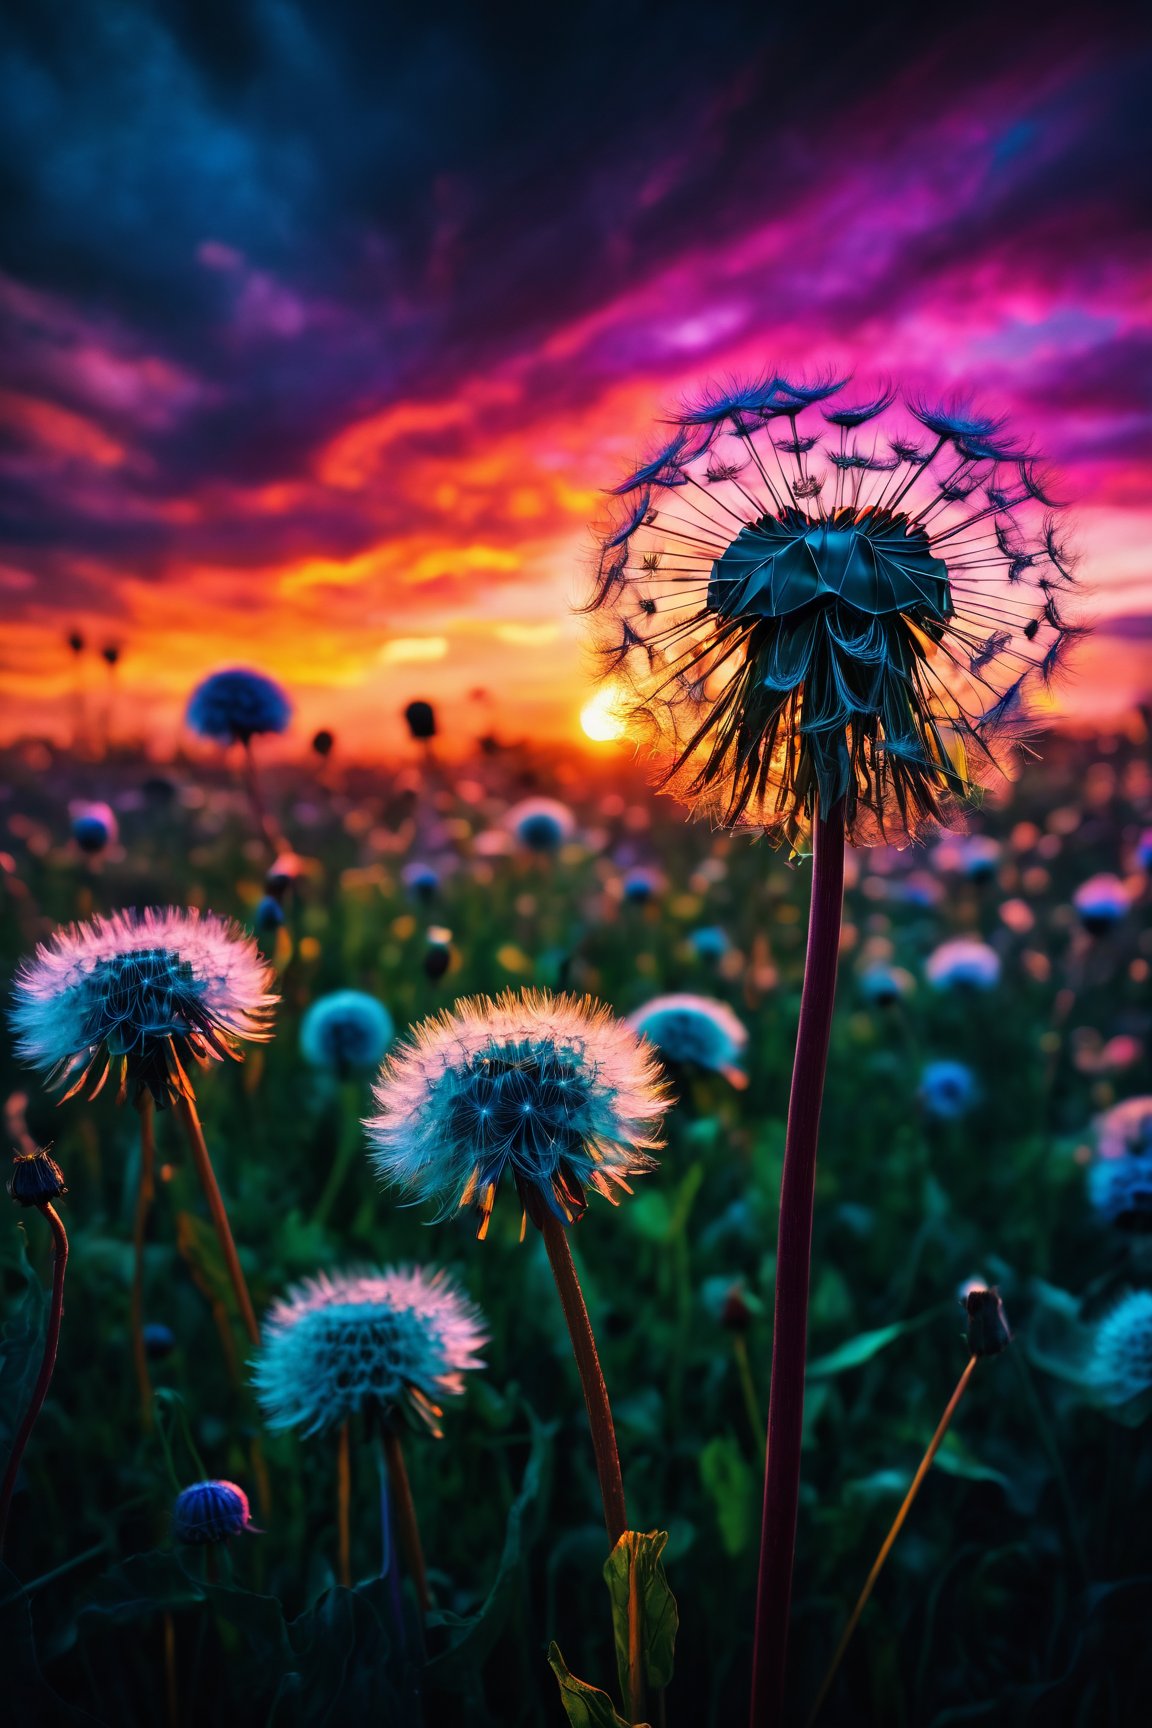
[751,804,846,1728]
[0,1203,70,1554]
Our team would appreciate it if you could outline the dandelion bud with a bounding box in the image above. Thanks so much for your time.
[171,1480,254,1545]
[7,1148,67,1208]
[403,699,437,742]
[311,728,335,758]
[962,1285,1011,1357]
[143,1322,177,1360]
[721,1283,757,1332]
[422,927,454,982]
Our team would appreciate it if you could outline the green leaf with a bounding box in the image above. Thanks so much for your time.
[603,1530,678,1718]
[547,1643,640,1728]
[699,1435,755,1557]
[805,1309,939,1378]
[423,1407,554,1691]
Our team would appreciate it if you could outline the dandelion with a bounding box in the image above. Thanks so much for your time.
[858,964,913,1007]
[368,989,667,1548]
[401,861,440,903]
[506,797,576,854]
[688,924,730,961]
[403,698,437,742]
[300,990,394,1079]
[186,667,291,854]
[12,909,277,1351]
[1092,1292,1152,1404]
[12,908,276,1109]
[1088,1155,1152,1232]
[367,990,665,1239]
[932,833,1000,882]
[627,992,748,1088]
[0,1149,69,1554]
[1093,1097,1152,1161]
[925,937,1002,991]
[70,801,118,857]
[254,1265,485,1597]
[918,1059,979,1121]
[171,1480,254,1545]
[1072,872,1130,936]
[621,865,663,906]
[186,668,292,745]
[582,370,1085,1726]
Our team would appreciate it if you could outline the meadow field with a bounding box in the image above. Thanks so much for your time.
[1,717,1150,1726]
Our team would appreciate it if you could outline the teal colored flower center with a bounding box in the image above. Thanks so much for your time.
[708,506,952,624]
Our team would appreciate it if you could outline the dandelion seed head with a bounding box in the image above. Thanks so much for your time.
[506,797,576,854]
[1072,872,1130,933]
[366,989,667,1235]
[12,908,277,1108]
[918,1058,979,1120]
[70,801,118,855]
[585,372,1085,851]
[627,993,748,1083]
[1093,1292,1152,1402]
[1088,1155,1152,1232]
[299,990,394,1077]
[858,964,913,1006]
[1094,1097,1152,1162]
[186,667,292,744]
[252,1265,486,1438]
[924,937,1001,991]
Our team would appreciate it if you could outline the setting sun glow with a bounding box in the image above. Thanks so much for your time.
[580,685,629,743]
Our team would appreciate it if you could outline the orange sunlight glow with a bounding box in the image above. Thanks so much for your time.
[580,683,629,743]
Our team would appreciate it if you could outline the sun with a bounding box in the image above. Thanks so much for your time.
[579,685,628,743]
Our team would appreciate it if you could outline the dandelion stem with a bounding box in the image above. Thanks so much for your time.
[381,1423,429,1617]
[806,1354,979,1726]
[241,737,281,857]
[337,1419,352,1588]
[132,1097,156,1429]
[733,1335,765,1463]
[175,1096,260,1348]
[751,804,845,1728]
[0,1202,70,1555]
[540,1211,628,1547]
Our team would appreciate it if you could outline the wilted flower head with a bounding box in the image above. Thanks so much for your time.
[1094,1097,1152,1161]
[925,937,1001,991]
[186,667,292,744]
[919,1059,979,1120]
[171,1480,254,1545]
[12,908,277,1108]
[7,1147,67,1208]
[299,990,394,1077]
[962,1285,1012,1357]
[627,993,748,1087]
[585,370,1083,850]
[1072,872,1130,935]
[70,801,118,856]
[252,1264,486,1439]
[1092,1292,1152,1403]
[366,989,667,1237]
[1088,1155,1152,1232]
[506,797,576,854]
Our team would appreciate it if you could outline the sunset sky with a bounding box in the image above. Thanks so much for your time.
[1,1,1149,756]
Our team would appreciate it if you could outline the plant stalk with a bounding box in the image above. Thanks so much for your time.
[807,1355,979,1725]
[540,1210,628,1547]
[132,1097,156,1428]
[751,804,846,1726]
[0,1203,70,1553]
[175,1095,260,1347]
[381,1423,429,1616]
[337,1419,352,1588]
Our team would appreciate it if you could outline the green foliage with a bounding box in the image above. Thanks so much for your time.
[603,1529,678,1717]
